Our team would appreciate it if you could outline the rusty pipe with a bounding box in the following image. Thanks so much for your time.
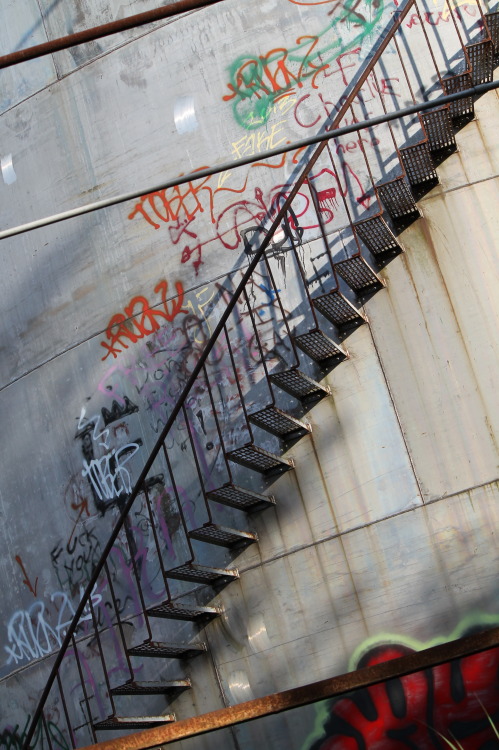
[0,0,225,70]
[3,78,499,243]
[77,628,499,750]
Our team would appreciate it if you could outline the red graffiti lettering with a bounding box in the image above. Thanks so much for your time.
[100,280,187,360]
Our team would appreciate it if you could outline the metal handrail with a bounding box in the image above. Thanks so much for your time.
[0,0,226,70]
[79,626,499,750]
[22,0,473,743]
[3,80,499,242]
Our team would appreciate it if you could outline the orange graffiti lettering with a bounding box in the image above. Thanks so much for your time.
[100,280,187,360]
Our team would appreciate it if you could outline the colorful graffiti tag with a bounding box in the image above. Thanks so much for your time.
[309,619,499,750]
[223,0,386,129]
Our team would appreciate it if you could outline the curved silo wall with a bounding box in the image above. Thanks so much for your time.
[0,0,498,744]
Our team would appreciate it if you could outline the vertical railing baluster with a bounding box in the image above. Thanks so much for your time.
[87,586,116,719]
[241,284,276,407]
[162,442,199,567]
[122,487,154,641]
[142,481,172,599]
[180,401,215,526]
[223,324,256,447]
[41,713,53,750]
[55,673,76,749]
[202,362,235,488]
[71,635,97,744]
[103,560,135,680]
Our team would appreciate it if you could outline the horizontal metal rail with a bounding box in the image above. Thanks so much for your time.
[2,78,499,243]
[0,0,226,70]
[77,627,499,750]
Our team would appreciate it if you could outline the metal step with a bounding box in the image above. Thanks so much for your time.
[312,290,367,333]
[165,563,239,585]
[466,39,494,85]
[353,215,402,262]
[399,141,438,189]
[207,484,276,512]
[421,107,456,158]
[189,524,258,548]
[111,680,191,696]
[485,11,499,54]
[335,256,385,298]
[227,444,294,476]
[128,640,207,659]
[442,73,474,123]
[378,175,420,227]
[147,602,220,622]
[270,369,330,405]
[94,715,175,730]
[294,330,348,367]
[249,406,310,440]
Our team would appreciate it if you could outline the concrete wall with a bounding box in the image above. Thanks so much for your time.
[0,0,498,746]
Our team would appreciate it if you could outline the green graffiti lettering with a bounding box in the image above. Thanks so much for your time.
[224,0,386,130]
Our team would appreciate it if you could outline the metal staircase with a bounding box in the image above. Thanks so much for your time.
[23,0,499,746]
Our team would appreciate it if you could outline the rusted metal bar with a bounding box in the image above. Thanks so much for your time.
[0,0,225,70]
[78,628,499,750]
[3,77,499,244]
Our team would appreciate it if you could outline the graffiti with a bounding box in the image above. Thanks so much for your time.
[309,618,499,750]
[223,0,385,130]
[127,170,258,271]
[111,498,175,602]
[81,441,141,505]
[50,529,102,595]
[128,173,213,230]
[405,2,482,26]
[293,64,400,131]
[92,269,293,441]
[1,714,69,750]
[287,0,380,22]
[14,556,38,598]
[4,588,101,667]
[100,279,187,360]
[76,395,142,515]
[231,119,289,160]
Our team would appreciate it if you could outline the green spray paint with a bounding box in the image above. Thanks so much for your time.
[223,0,386,130]
[300,612,499,750]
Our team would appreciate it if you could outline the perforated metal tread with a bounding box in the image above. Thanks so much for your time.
[485,11,499,53]
[227,444,294,476]
[421,107,456,156]
[335,256,385,297]
[466,39,494,84]
[189,524,258,548]
[270,369,330,405]
[312,290,368,332]
[442,73,474,122]
[207,484,276,512]
[147,602,220,622]
[128,641,207,659]
[165,563,239,584]
[378,176,420,225]
[294,330,348,367]
[353,215,401,261]
[94,715,176,730]
[249,406,310,440]
[400,141,438,187]
[111,680,191,696]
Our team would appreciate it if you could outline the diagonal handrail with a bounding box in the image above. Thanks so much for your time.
[22,0,437,744]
